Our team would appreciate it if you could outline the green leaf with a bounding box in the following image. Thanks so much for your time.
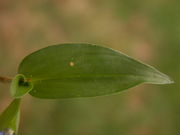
[10,74,33,98]
[0,99,21,135]
[18,43,173,99]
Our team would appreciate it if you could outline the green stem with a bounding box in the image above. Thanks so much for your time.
[0,76,12,83]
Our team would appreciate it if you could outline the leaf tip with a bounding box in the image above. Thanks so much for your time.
[145,70,174,85]
[159,74,174,84]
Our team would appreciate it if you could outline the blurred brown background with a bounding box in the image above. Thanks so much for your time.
[0,0,179,135]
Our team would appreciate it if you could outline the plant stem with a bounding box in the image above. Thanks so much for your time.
[0,76,12,83]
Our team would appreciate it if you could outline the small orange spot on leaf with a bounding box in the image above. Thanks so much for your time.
[69,61,75,67]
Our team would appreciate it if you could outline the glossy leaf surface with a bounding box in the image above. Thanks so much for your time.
[18,44,173,98]
[0,99,21,135]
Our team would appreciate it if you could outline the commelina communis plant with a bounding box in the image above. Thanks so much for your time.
[0,43,173,135]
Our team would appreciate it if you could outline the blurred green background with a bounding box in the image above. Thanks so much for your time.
[0,0,179,135]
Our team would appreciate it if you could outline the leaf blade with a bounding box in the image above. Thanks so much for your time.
[18,43,173,98]
[0,99,21,135]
